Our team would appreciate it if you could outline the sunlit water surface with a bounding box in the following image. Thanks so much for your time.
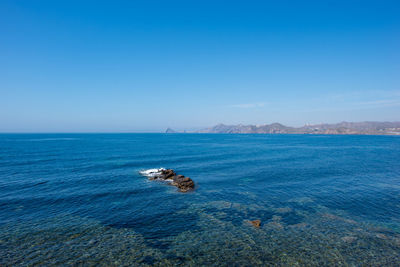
[1,134,400,266]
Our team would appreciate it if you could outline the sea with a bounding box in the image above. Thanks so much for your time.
[1,133,400,266]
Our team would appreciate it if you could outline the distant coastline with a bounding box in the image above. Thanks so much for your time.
[166,121,400,135]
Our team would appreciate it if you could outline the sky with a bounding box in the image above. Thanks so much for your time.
[1,0,399,132]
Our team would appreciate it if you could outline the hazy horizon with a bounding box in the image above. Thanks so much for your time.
[0,120,399,134]
[1,1,399,132]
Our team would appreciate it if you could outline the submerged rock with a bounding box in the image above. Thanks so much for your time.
[139,168,195,192]
[249,220,261,228]
[341,236,357,243]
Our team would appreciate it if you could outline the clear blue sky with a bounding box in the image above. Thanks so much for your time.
[1,0,399,132]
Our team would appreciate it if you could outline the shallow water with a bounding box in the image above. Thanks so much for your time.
[1,134,400,266]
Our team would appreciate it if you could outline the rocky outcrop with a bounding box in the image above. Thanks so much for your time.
[171,174,195,192]
[141,168,195,192]
[165,128,177,133]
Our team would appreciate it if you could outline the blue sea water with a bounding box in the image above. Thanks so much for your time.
[1,134,400,266]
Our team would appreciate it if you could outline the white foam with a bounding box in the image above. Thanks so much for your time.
[139,168,165,177]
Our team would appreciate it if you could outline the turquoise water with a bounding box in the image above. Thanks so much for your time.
[1,134,400,266]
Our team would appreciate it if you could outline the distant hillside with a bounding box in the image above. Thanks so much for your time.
[193,122,400,135]
[165,128,177,133]
[196,123,293,134]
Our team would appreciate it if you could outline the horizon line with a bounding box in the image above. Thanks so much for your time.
[1,120,400,134]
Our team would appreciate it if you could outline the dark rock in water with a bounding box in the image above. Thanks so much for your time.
[140,168,195,192]
[171,175,195,192]
[161,169,175,179]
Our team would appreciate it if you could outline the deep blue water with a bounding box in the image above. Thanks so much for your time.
[1,134,400,266]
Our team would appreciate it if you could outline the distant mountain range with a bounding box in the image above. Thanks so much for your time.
[166,121,400,135]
